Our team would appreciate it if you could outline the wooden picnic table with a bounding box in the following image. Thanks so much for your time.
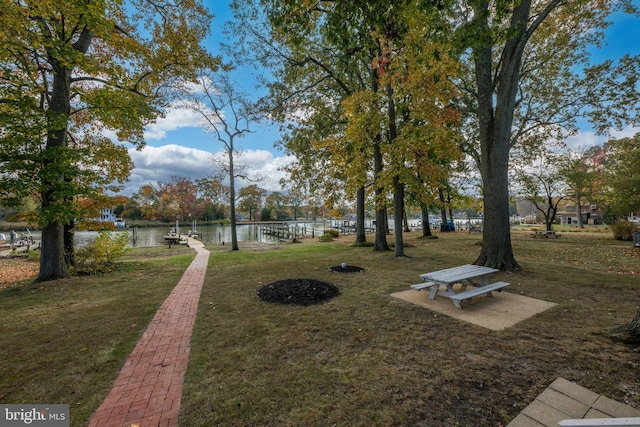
[410,264,509,308]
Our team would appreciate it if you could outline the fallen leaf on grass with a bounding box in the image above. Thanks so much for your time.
[0,258,39,289]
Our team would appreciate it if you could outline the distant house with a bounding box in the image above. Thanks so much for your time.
[98,208,117,223]
[91,208,126,227]
[557,203,603,225]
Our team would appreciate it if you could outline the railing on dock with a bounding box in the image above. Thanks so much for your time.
[259,222,317,240]
[258,221,372,240]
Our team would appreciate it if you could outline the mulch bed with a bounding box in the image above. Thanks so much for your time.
[257,278,340,306]
[328,264,364,273]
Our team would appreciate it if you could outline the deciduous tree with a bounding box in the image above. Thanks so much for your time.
[195,177,230,220]
[229,0,393,248]
[0,0,217,280]
[230,0,460,255]
[558,150,601,228]
[514,152,566,231]
[456,0,638,270]
[238,184,266,221]
[603,134,640,217]
[181,72,255,250]
[131,184,160,221]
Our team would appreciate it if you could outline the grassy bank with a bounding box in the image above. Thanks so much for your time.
[0,246,195,425]
[180,230,639,426]
[1,231,639,426]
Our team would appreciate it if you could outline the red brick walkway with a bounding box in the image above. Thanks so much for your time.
[88,243,209,427]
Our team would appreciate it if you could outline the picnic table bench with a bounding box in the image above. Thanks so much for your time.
[410,264,509,308]
[532,230,561,238]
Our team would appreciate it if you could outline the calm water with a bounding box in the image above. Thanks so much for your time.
[16,218,440,248]
[128,224,282,247]
[15,224,284,248]
[85,223,328,247]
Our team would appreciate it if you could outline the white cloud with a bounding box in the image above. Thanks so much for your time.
[564,130,601,149]
[564,125,640,150]
[609,125,640,139]
[208,149,295,190]
[119,145,294,196]
[239,150,296,191]
[143,102,212,141]
[123,145,214,194]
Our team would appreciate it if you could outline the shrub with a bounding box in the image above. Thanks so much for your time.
[318,233,334,242]
[75,231,130,274]
[609,220,638,241]
[324,229,340,238]
[27,250,40,262]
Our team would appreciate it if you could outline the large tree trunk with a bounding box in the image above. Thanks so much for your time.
[393,176,405,257]
[37,221,67,282]
[475,146,520,270]
[373,140,389,252]
[354,185,367,244]
[374,205,388,250]
[471,0,532,271]
[474,108,521,270]
[386,82,404,257]
[37,28,93,281]
[576,197,584,228]
[420,204,433,237]
[438,187,448,230]
[38,68,71,281]
[370,62,388,252]
[228,148,239,251]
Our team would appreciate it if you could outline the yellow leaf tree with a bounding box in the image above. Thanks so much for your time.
[0,0,218,281]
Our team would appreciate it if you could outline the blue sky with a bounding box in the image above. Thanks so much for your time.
[120,1,640,196]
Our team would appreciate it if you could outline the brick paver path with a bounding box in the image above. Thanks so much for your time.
[88,242,209,427]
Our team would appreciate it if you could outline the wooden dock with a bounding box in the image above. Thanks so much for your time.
[0,240,40,257]
[258,221,372,240]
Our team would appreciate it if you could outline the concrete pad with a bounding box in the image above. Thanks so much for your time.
[593,396,640,418]
[549,378,600,407]
[536,388,590,419]
[522,400,575,426]
[508,378,640,427]
[389,286,557,331]
[508,413,546,427]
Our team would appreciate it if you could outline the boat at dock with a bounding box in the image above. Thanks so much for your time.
[163,221,188,247]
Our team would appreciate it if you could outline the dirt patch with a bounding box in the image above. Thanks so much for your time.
[328,264,364,273]
[257,278,340,306]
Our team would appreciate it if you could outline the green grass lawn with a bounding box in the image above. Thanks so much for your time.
[0,246,195,425]
[1,231,638,426]
[181,230,640,426]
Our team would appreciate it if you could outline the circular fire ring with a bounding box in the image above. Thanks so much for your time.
[328,264,364,273]
[257,278,340,306]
